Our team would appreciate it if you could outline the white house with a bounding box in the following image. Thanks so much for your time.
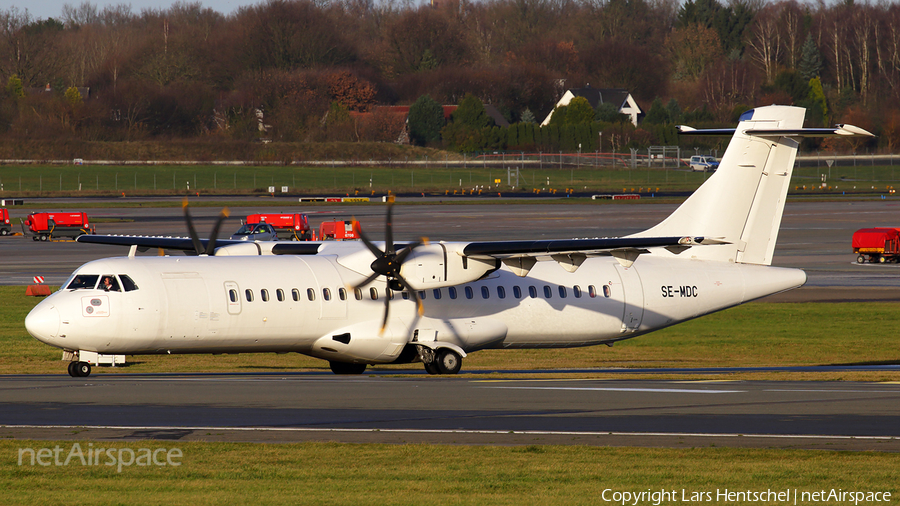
[541,86,642,127]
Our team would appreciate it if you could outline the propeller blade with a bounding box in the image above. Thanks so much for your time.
[182,198,204,256]
[354,220,384,259]
[379,282,391,334]
[394,240,422,265]
[205,207,230,255]
[350,271,380,291]
[396,273,424,316]
[384,201,394,255]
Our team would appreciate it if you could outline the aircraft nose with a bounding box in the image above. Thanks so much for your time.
[25,303,60,344]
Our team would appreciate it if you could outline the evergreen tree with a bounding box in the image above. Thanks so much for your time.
[643,98,670,124]
[453,94,493,129]
[595,102,625,123]
[565,96,595,124]
[408,95,444,145]
[666,99,683,125]
[507,123,519,147]
[548,105,568,126]
[805,77,828,126]
[520,108,536,124]
[798,34,823,81]
[5,76,24,99]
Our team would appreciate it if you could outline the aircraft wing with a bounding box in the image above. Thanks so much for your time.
[76,234,246,252]
[462,236,710,259]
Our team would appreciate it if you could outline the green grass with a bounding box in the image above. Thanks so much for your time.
[5,286,899,380]
[1,441,898,505]
[5,162,900,197]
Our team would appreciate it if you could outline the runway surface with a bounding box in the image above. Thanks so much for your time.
[3,373,900,450]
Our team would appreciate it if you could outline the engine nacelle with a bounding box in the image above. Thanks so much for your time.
[400,243,498,289]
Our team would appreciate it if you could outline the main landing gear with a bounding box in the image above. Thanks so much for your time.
[67,361,92,377]
[420,347,462,375]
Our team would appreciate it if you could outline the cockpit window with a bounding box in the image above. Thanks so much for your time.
[100,275,121,292]
[120,275,139,292]
[67,275,99,290]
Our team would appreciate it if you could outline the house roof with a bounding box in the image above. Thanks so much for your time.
[569,86,631,111]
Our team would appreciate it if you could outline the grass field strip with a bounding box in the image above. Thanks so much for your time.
[4,424,900,441]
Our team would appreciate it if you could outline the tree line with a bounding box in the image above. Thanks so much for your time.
[1,0,898,152]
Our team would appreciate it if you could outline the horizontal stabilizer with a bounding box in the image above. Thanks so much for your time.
[677,124,875,138]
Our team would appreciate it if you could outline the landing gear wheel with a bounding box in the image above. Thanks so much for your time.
[329,361,367,375]
[72,362,91,377]
[435,349,462,375]
[67,361,77,377]
[423,361,440,375]
[857,255,866,264]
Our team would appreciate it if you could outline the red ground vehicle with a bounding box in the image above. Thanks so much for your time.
[318,220,361,241]
[0,208,10,236]
[852,228,900,263]
[24,212,95,241]
[246,213,312,241]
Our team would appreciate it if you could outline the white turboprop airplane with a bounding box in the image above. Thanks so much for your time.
[25,106,873,377]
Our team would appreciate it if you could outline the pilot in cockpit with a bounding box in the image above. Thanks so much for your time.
[101,276,120,292]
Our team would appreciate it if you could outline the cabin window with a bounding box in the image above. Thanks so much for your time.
[528,286,537,298]
[66,274,98,290]
[323,288,332,301]
[497,286,506,299]
[558,286,567,298]
[573,285,582,298]
[307,288,316,301]
[245,289,254,302]
[465,287,474,299]
[402,291,410,300]
[338,288,347,301]
[448,287,457,299]
[229,289,238,303]
[513,286,522,299]
[481,286,490,299]
[603,285,611,298]
[276,289,285,302]
[354,288,363,300]
[119,275,139,292]
[261,289,270,302]
[543,286,552,298]
[433,289,441,300]
[370,287,378,300]
[419,291,426,300]
[292,288,300,301]
[588,285,597,298]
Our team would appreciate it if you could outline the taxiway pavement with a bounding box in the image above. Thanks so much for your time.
[3,374,900,450]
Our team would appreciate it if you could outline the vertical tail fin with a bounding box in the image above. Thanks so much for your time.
[632,105,872,265]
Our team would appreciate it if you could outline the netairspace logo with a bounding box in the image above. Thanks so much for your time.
[601,488,893,506]
[18,443,182,473]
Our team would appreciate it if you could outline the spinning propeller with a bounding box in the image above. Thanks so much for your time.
[351,202,427,332]
[183,198,230,255]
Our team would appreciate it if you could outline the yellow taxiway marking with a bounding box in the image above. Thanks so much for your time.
[474,378,613,383]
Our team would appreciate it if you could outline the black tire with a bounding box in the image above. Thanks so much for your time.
[879,255,886,263]
[435,349,462,375]
[857,255,866,264]
[423,361,440,375]
[39,235,48,241]
[0,229,7,236]
[67,361,78,377]
[329,361,367,375]
[75,362,91,377]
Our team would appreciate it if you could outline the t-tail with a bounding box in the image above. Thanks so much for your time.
[631,105,874,265]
